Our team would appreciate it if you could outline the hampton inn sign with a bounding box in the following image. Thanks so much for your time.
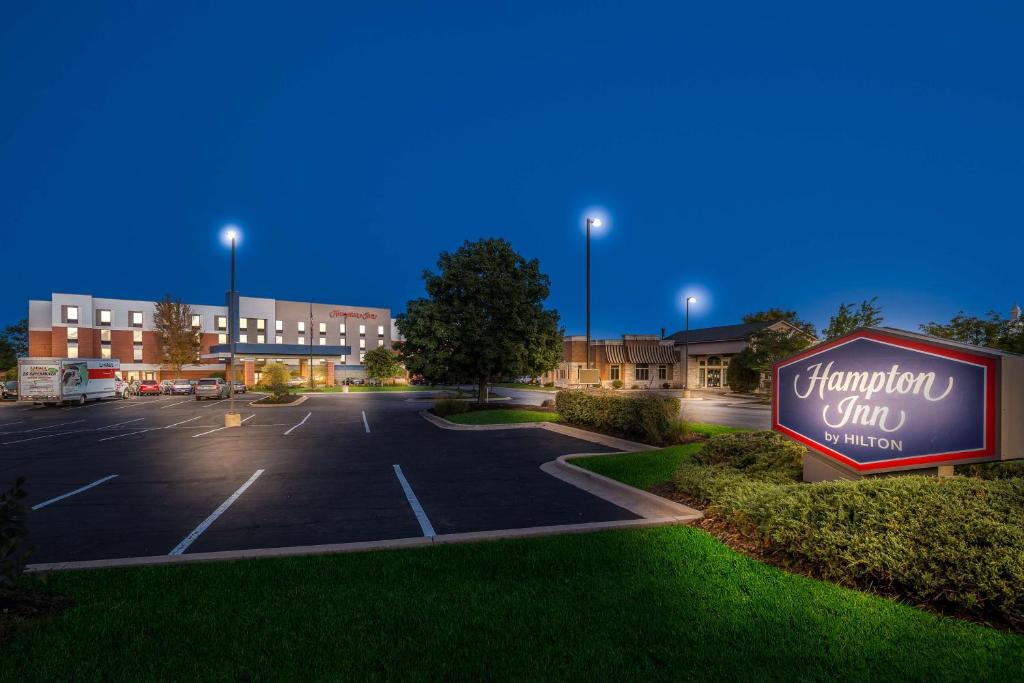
[773,328,1023,481]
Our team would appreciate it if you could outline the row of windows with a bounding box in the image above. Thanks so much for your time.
[608,364,669,381]
[63,306,144,328]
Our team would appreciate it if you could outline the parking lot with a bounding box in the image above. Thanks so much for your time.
[0,393,633,565]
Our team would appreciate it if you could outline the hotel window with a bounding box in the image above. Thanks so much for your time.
[100,329,111,342]
[318,322,327,335]
[297,321,306,333]
[359,351,365,363]
[377,325,384,337]
[339,337,346,346]
[297,336,305,345]
[658,365,668,380]
[101,346,111,359]
[275,320,283,332]
[339,323,346,334]
[97,309,112,326]
[130,311,143,328]
[257,319,266,331]
[359,324,366,336]
[257,334,265,344]
[239,318,247,330]
[67,343,79,359]
[133,330,143,343]
[275,335,283,344]
[340,355,347,364]
[191,314,202,329]
[359,339,366,349]
[377,339,384,347]
[319,338,326,346]
[218,333,228,345]
[239,334,248,343]
[133,346,143,361]
[215,316,227,331]
[610,365,620,381]
[635,364,650,381]
[62,305,79,323]
[67,326,79,341]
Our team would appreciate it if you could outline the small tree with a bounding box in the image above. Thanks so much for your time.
[743,309,816,337]
[824,297,883,340]
[725,348,761,393]
[153,296,201,376]
[262,363,291,400]
[397,239,563,404]
[363,346,404,385]
[920,311,1023,353]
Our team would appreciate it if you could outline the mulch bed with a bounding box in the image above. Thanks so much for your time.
[0,588,74,644]
[253,394,304,405]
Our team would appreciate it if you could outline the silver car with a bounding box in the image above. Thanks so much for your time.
[194,377,229,400]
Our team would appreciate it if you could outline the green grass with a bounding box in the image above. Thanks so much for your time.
[286,385,453,393]
[489,382,559,391]
[3,528,1021,680]
[570,443,704,489]
[688,422,746,437]
[446,409,561,425]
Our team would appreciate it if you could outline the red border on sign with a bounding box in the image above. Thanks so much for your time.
[772,330,998,472]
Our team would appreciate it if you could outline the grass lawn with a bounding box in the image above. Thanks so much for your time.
[570,443,704,489]
[288,385,454,393]
[687,422,746,437]
[3,528,1021,680]
[489,382,559,391]
[446,408,561,425]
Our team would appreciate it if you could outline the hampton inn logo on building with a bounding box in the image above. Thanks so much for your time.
[773,329,999,473]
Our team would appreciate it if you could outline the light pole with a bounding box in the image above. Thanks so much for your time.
[225,227,241,427]
[585,217,602,370]
[683,296,696,397]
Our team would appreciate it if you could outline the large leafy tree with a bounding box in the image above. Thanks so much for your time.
[397,239,563,403]
[921,311,1024,354]
[742,308,816,337]
[152,296,201,376]
[0,319,27,376]
[363,346,404,385]
[734,309,817,392]
[824,297,884,340]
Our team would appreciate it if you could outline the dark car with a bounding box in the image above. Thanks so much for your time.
[1,381,17,400]
[409,377,428,386]
[137,379,161,396]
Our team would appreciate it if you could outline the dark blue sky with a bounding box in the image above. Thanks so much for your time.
[2,2,1020,338]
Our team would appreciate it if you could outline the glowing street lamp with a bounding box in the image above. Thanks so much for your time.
[224,225,241,427]
[684,296,697,396]
[585,217,603,369]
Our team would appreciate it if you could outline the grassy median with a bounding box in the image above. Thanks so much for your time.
[445,409,561,425]
[4,527,1023,681]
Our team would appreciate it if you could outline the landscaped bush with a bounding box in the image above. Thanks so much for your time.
[433,399,469,417]
[694,431,805,480]
[1,477,31,587]
[261,363,291,400]
[959,460,1024,480]
[555,390,682,445]
[673,462,1024,627]
[611,379,623,390]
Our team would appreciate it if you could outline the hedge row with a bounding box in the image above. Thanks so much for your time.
[554,390,685,445]
[674,432,1024,627]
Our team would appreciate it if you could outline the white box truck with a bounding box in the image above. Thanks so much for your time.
[17,358,122,406]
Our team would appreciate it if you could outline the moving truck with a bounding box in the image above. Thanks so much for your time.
[17,358,121,406]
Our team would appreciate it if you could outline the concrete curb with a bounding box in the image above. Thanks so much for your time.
[249,394,310,408]
[420,410,657,452]
[724,401,771,411]
[26,518,695,573]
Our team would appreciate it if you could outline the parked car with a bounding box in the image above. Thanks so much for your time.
[137,379,161,396]
[232,380,246,394]
[114,378,130,400]
[2,380,17,400]
[169,379,194,395]
[194,377,229,400]
[409,377,428,386]
[159,380,174,394]
[287,377,307,387]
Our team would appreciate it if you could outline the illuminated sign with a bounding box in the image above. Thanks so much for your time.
[773,329,998,473]
[329,310,377,320]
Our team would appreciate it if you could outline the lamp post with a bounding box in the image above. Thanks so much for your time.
[683,296,696,398]
[225,227,241,427]
[585,217,602,370]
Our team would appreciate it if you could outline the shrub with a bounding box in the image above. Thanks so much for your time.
[1,477,31,587]
[434,399,469,417]
[662,382,670,389]
[611,379,623,390]
[695,431,805,479]
[543,381,555,388]
[726,347,761,393]
[959,460,1024,480]
[261,363,291,400]
[541,399,555,408]
[673,463,1024,627]
[555,390,681,444]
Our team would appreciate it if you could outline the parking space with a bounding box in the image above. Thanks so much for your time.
[0,393,636,564]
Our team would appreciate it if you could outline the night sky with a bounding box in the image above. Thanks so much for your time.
[2,2,1020,338]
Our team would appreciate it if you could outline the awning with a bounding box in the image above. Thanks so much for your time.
[626,344,678,364]
[604,345,627,364]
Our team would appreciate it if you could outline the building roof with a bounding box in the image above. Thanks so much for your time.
[665,321,777,344]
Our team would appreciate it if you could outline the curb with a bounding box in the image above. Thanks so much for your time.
[249,394,310,408]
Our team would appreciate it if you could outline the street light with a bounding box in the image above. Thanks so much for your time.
[683,296,696,396]
[224,225,241,427]
[585,217,602,370]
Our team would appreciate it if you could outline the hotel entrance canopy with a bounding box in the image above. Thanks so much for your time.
[202,343,352,361]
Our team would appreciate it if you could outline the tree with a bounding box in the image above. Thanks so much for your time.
[824,297,884,340]
[921,311,1024,354]
[0,319,27,373]
[725,347,761,393]
[397,239,563,404]
[363,346,404,385]
[152,296,201,376]
[743,309,816,337]
[261,362,291,400]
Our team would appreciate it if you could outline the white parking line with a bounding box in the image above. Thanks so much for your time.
[98,415,201,442]
[22,420,85,433]
[393,464,435,538]
[362,411,370,433]
[160,399,194,409]
[31,474,119,511]
[168,469,265,555]
[192,414,255,437]
[284,412,312,435]
[2,418,144,445]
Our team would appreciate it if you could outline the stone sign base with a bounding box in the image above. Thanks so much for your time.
[802,450,940,483]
